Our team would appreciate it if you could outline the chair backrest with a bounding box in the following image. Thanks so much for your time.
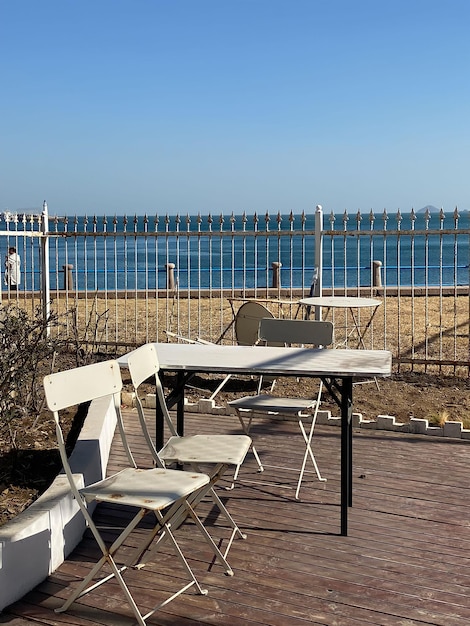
[235,301,274,346]
[43,360,126,512]
[127,343,160,388]
[127,344,177,462]
[44,360,122,413]
[258,318,334,348]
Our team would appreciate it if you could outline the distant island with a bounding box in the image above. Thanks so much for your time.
[417,205,440,213]
[418,205,468,213]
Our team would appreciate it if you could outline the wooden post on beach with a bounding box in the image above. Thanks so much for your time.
[272,262,282,288]
[166,263,176,290]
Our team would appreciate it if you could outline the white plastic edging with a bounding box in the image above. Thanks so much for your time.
[181,396,470,440]
[0,394,117,611]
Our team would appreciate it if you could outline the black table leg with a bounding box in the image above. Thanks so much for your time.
[176,371,185,436]
[155,370,192,448]
[321,375,353,536]
[341,376,353,536]
[155,372,165,451]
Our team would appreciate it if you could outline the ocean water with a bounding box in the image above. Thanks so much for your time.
[1,212,468,291]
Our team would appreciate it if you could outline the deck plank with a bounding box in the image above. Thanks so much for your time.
[4,407,470,625]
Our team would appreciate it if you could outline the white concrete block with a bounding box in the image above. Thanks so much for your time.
[316,410,332,425]
[328,417,341,427]
[444,421,463,438]
[198,398,216,413]
[377,415,396,431]
[121,391,135,407]
[143,393,156,408]
[352,413,362,427]
[409,417,428,435]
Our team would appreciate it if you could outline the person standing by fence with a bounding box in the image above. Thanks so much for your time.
[4,246,21,290]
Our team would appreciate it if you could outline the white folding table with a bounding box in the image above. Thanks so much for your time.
[298,296,382,349]
[119,343,392,536]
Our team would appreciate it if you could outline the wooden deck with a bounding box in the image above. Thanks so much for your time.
[3,407,470,625]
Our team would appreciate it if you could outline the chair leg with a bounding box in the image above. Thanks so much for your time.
[180,463,248,555]
[232,395,326,498]
[150,511,209,597]
[296,415,326,499]
[206,486,247,541]
[131,497,234,575]
[57,506,207,626]
[208,374,232,401]
[59,506,148,610]
[186,466,247,556]
[235,411,264,472]
[56,554,109,612]
[184,500,234,575]
[58,550,149,626]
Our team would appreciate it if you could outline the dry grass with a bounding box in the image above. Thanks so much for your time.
[3,289,468,374]
[427,409,451,427]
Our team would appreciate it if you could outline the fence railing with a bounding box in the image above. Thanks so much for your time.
[1,203,468,375]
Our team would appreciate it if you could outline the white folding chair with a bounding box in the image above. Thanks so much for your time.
[228,318,334,499]
[126,343,251,558]
[234,300,279,393]
[164,301,274,401]
[43,360,227,625]
[234,300,274,345]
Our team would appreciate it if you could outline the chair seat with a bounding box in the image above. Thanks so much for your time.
[160,435,251,466]
[80,467,209,509]
[229,394,315,415]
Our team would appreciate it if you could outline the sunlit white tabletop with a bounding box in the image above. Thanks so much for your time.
[298,296,381,308]
[119,342,391,379]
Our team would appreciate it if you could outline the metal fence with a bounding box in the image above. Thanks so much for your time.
[1,203,468,375]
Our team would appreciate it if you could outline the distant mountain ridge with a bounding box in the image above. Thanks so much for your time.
[417,205,468,213]
[417,205,440,213]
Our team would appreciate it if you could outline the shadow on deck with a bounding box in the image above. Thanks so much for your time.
[3,406,470,625]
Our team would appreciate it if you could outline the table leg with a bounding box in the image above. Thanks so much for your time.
[156,370,192,448]
[155,372,165,451]
[348,307,380,390]
[214,299,238,344]
[348,308,364,349]
[348,304,380,349]
[322,376,353,536]
[341,376,353,536]
[176,371,185,436]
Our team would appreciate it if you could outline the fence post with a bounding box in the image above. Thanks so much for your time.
[166,263,176,290]
[62,264,74,290]
[314,204,323,320]
[40,201,50,335]
[372,260,383,287]
[271,261,282,288]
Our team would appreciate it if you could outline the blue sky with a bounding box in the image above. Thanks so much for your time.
[1,0,469,215]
